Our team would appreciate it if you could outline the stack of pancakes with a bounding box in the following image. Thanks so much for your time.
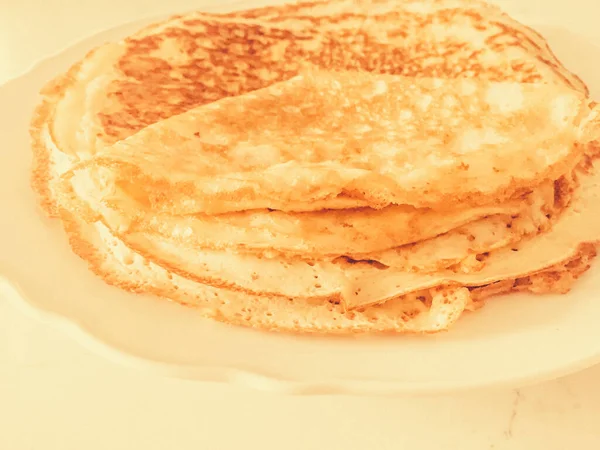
[31,0,600,333]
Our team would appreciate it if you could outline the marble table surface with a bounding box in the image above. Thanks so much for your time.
[2,0,600,448]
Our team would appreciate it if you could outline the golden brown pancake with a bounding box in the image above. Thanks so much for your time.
[59,141,600,311]
[74,72,595,215]
[57,203,597,334]
[32,0,588,217]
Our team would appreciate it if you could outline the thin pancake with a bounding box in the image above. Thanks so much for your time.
[57,199,597,335]
[63,161,562,259]
[64,162,558,257]
[59,150,600,310]
[32,0,588,217]
[75,72,594,214]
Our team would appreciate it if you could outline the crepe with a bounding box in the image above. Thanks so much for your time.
[58,199,597,334]
[60,70,577,271]
[32,0,588,218]
[56,66,600,308]
[62,138,562,258]
[59,134,599,310]
[76,71,594,216]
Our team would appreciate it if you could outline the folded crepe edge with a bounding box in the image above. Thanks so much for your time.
[55,150,600,312]
[54,200,597,334]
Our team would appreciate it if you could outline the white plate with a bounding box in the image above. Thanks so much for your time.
[2,6,600,395]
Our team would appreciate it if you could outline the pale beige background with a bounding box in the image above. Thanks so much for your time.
[2,0,600,448]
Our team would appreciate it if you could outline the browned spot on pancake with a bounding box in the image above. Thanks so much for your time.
[94,6,586,143]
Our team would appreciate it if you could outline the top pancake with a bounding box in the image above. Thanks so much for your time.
[32,0,588,216]
[78,71,595,213]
